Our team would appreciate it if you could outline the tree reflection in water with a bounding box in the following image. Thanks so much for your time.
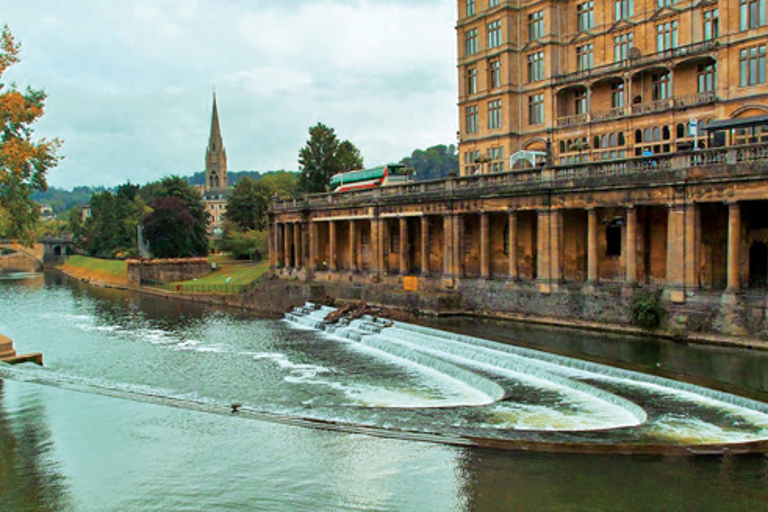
[0,380,72,512]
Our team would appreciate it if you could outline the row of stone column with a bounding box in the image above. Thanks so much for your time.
[271,201,743,293]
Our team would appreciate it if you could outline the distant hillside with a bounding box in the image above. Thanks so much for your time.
[32,186,104,215]
[188,170,298,187]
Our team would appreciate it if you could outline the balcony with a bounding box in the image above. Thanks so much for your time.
[675,91,716,109]
[591,107,624,122]
[557,113,588,127]
[631,98,673,115]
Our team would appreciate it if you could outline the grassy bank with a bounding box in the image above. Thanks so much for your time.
[57,256,128,287]
[168,259,270,293]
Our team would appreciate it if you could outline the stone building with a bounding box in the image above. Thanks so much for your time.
[269,0,768,339]
[202,93,228,234]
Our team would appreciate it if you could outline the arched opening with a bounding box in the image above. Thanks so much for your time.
[749,241,768,288]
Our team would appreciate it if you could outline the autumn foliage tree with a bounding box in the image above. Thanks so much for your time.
[0,26,62,245]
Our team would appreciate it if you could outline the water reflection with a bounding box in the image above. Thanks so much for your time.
[0,380,72,511]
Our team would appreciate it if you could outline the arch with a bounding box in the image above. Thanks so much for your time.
[652,127,661,142]
[609,133,617,147]
[730,105,768,119]
[523,138,547,151]
[676,123,685,138]
[635,129,642,144]
[644,128,651,142]
[662,126,670,140]
[618,132,626,146]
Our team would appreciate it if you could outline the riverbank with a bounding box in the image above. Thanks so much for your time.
[53,256,768,352]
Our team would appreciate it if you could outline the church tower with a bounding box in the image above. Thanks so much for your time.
[205,92,227,192]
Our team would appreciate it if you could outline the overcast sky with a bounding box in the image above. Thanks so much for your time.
[3,0,458,190]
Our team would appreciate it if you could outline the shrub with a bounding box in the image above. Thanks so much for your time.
[632,289,666,329]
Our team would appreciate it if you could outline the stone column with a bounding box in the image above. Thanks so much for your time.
[293,222,301,269]
[329,221,337,271]
[587,208,598,284]
[625,206,637,285]
[283,223,292,268]
[349,220,357,272]
[508,211,518,280]
[684,203,700,291]
[536,210,552,292]
[420,215,430,276]
[480,212,490,279]
[399,217,409,275]
[727,201,741,293]
[443,214,454,277]
[550,210,562,284]
[666,204,686,302]
[302,221,310,270]
[309,221,318,271]
[269,221,277,271]
[455,214,464,277]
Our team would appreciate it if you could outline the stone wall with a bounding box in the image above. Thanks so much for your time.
[0,253,41,273]
[0,334,16,359]
[127,258,212,285]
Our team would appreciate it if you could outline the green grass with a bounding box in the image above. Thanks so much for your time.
[60,255,127,280]
[170,260,270,293]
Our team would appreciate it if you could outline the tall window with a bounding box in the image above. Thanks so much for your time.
[465,105,479,134]
[656,20,678,52]
[611,82,625,108]
[466,67,477,95]
[489,0,499,6]
[528,94,544,125]
[466,0,475,17]
[529,11,544,41]
[488,20,502,49]
[465,29,478,56]
[703,9,719,40]
[527,51,544,82]
[614,32,633,62]
[614,0,633,21]
[488,100,502,130]
[740,45,767,86]
[698,63,717,92]
[657,0,675,7]
[577,2,594,31]
[488,146,505,173]
[576,44,594,71]
[652,72,671,100]
[574,90,587,115]
[741,0,767,30]
[489,59,501,89]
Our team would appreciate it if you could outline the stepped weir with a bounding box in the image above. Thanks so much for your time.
[286,303,768,455]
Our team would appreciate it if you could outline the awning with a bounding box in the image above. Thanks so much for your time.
[704,114,768,131]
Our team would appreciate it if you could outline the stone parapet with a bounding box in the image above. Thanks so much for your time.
[127,258,212,285]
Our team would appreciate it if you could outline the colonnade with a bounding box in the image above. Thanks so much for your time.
[271,200,747,296]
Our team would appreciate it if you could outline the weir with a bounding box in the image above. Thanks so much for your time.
[285,303,768,454]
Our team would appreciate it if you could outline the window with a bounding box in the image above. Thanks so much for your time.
[698,63,717,93]
[740,45,767,86]
[656,20,678,52]
[466,0,475,17]
[488,100,502,129]
[614,32,633,62]
[574,90,587,115]
[703,9,719,40]
[611,82,625,108]
[529,11,544,41]
[464,150,482,174]
[465,105,479,134]
[489,0,499,6]
[657,0,675,7]
[652,72,671,100]
[489,59,501,89]
[488,20,502,49]
[614,0,633,21]
[576,44,593,71]
[487,146,505,173]
[741,0,767,30]
[577,2,594,31]
[465,29,478,56]
[527,51,544,82]
[528,94,544,125]
[467,67,477,95]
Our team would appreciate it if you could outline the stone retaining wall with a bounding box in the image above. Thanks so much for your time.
[127,258,212,285]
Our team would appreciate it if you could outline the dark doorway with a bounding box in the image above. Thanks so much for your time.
[749,241,768,288]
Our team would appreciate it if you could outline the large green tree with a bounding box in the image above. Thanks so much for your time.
[225,176,272,232]
[83,183,145,257]
[400,144,459,181]
[0,26,62,245]
[142,176,209,257]
[298,123,363,193]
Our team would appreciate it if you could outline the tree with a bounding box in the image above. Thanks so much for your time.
[400,144,459,181]
[225,176,271,232]
[0,26,62,245]
[298,123,363,193]
[142,176,209,257]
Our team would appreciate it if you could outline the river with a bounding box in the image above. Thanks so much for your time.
[1,272,767,511]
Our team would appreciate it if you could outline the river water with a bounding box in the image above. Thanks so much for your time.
[1,272,768,511]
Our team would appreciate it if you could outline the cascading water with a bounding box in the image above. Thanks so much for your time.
[285,303,768,451]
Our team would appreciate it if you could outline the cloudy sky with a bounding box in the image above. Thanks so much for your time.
[3,0,458,190]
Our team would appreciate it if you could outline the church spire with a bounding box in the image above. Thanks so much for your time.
[205,90,227,192]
